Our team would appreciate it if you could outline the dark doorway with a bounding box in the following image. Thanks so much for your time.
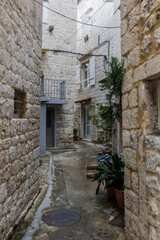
[46,107,56,147]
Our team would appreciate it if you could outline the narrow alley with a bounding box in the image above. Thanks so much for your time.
[11,142,124,240]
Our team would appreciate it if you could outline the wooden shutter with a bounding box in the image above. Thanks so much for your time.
[90,56,95,86]
[76,64,81,90]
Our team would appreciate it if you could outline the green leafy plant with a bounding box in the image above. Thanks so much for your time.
[93,160,113,195]
[106,154,125,190]
[89,57,125,144]
[73,128,78,136]
[93,154,125,194]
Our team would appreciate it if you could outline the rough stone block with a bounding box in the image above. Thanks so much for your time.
[0,183,7,203]
[125,189,139,216]
[123,147,137,170]
[141,34,152,56]
[122,108,139,129]
[122,69,133,94]
[124,167,131,188]
[121,0,139,19]
[123,130,130,147]
[129,88,138,108]
[131,171,138,194]
[125,208,140,238]
[122,26,139,56]
[122,93,128,110]
[134,63,146,82]
[128,46,140,68]
[146,175,160,198]
[121,18,128,36]
[128,4,140,30]
[146,151,156,172]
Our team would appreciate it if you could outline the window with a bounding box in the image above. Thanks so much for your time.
[82,61,90,88]
[43,1,49,24]
[76,57,95,89]
[14,89,26,118]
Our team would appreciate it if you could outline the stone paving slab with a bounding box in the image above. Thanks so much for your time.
[11,142,125,240]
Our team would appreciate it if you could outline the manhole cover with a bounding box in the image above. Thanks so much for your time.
[42,209,80,227]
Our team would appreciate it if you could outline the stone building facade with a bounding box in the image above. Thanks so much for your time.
[40,0,77,153]
[75,0,121,152]
[0,1,42,239]
[121,1,160,239]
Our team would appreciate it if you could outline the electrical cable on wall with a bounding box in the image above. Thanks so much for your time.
[33,0,120,29]
[42,48,108,59]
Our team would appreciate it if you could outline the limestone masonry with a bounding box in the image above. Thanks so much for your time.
[75,0,121,153]
[121,1,160,239]
[0,1,42,239]
[41,0,77,148]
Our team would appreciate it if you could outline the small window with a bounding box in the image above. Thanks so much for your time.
[14,89,26,118]
[43,1,49,24]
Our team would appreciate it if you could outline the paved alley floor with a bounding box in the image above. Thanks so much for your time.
[12,141,125,240]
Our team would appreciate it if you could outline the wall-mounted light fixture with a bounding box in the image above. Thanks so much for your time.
[49,25,54,32]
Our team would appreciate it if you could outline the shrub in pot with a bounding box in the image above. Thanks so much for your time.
[106,154,125,208]
[93,154,115,198]
[73,128,78,141]
[93,153,125,205]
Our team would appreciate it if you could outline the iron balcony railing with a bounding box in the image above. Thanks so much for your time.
[41,77,66,100]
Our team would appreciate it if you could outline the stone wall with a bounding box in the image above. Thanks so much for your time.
[0,1,42,239]
[42,0,77,148]
[75,0,122,152]
[121,1,160,239]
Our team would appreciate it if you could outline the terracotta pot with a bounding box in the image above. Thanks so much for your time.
[73,136,78,141]
[106,187,115,199]
[115,189,124,209]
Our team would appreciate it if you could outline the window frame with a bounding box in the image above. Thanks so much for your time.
[42,0,49,24]
[13,89,26,119]
[82,60,90,88]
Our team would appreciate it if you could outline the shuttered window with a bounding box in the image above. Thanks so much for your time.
[76,64,81,90]
[43,1,49,24]
[76,57,95,89]
[90,56,96,86]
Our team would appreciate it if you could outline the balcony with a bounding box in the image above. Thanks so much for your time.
[41,78,68,104]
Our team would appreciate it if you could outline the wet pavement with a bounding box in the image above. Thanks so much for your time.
[11,141,125,240]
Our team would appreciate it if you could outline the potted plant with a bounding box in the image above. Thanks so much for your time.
[73,128,78,141]
[106,154,125,208]
[93,153,125,206]
[93,155,115,198]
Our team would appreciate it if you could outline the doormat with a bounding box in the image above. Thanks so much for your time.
[109,213,125,228]
[42,209,80,227]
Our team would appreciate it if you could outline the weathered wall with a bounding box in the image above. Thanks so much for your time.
[0,0,42,239]
[121,1,160,239]
[42,0,77,148]
[75,0,121,152]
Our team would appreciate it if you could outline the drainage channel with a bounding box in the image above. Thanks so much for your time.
[22,155,54,240]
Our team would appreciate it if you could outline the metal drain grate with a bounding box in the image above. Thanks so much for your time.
[42,209,80,227]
